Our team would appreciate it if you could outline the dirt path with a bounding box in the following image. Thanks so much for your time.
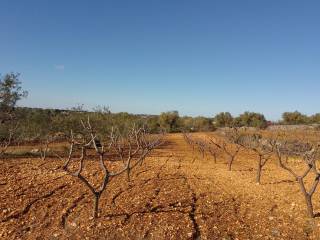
[0,133,319,239]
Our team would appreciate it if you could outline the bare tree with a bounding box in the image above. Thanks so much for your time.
[183,133,199,155]
[58,118,163,218]
[207,139,221,164]
[183,132,195,150]
[209,129,242,171]
[194,139,207,158]
[109,125,162,181]
[183,133,208,159]
[274,139,320,218]
[184,133,227,164]
[210,138,241,171]
[238,134,274,184]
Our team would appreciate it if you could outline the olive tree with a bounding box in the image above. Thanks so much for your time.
[213,112,234,127]
[0,73,27,155]
[282,111,309,125]
[235,112,268,129]
[159,111,180,132]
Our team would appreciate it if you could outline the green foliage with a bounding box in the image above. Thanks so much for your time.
[144,116,160,133]
[281,112,320,125]
[192,117,214,132]
[15,108,55,141]
[5,71,320,146]
[12,108,215,140]
[282,111,309,125]
[0,73,28,145]
[179,116,214,132]
[310,113,320,124]
[13,107,164,142]
[0,125,9,141]
[0,73,28,122]
[235,111,267,129]
[180,116,194,132]
[213,112,234,127]
[158,111,180,132]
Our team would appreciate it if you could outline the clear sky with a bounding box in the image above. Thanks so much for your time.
[0,1,319,120]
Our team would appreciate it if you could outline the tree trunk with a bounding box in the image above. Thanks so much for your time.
[304,194,314,218]
[228,156,233,171]
[256,156,262,184]
[298,179,314,218]
[41,148,47,161]
[127,168,131,182]
[93,193,100,218]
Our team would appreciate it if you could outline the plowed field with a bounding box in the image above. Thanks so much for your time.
[1,133,320,239]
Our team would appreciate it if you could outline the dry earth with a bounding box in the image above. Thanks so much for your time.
[1,133,320,239]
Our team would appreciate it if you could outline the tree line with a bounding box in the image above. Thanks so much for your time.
[1,72,320,145]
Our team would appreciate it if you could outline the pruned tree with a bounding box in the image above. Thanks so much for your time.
[183,133,207,158]
[194,139,207,158]
[183,132,196,151]
[238,133,274,184]
[274,139,320,218]
[184,132,223,164]
[210,128,242,171]
[108,125,161,181]
[58,118,163,218]
[207,139,221,164]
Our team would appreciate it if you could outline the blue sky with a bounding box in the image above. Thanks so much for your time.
[0,1,319,120]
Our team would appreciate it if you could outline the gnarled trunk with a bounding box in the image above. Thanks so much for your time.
[93,193,100,218]
[256,156,262,184]
[298,178,315,218]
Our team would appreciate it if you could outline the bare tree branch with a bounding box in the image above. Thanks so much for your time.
[58,118,164,219]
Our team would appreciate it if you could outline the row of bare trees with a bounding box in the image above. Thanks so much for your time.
[56,118,163,218]
[183,133,208,159]
[241,133,320,217]
[183,129,242,171]
[0,73,164,219]
[1,112,164,219]
[184,129,320,218]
